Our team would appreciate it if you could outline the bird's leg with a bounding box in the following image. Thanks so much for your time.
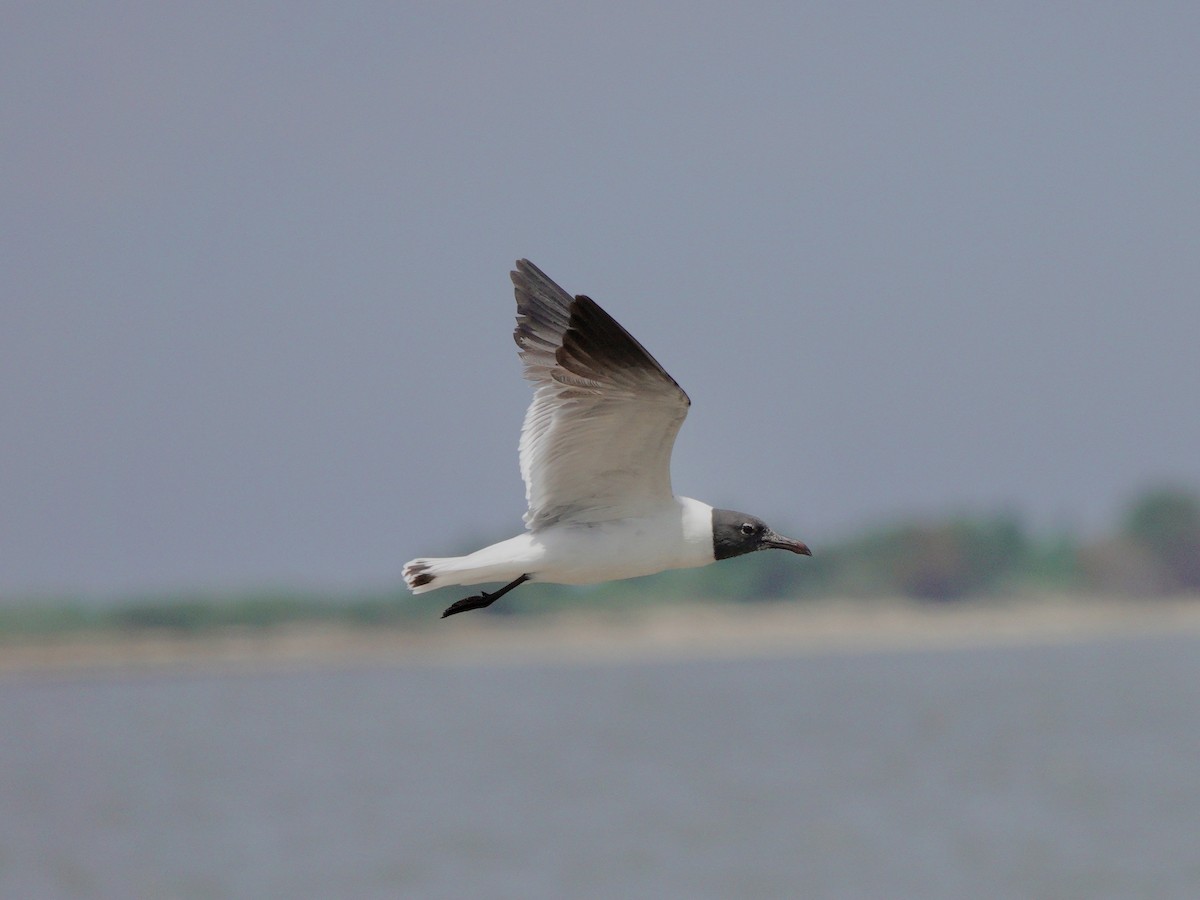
[441,574,531,618]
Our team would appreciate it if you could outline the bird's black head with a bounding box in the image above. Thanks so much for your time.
[712,508,812,561]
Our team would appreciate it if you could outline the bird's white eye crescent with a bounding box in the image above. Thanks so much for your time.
[741,523,755,535]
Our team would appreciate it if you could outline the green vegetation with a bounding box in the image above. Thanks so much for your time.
[0,589,423,640]
[1121,488,1200,590]
[2,486,1198,637]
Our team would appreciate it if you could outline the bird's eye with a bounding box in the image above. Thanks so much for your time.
[741,523,756,536]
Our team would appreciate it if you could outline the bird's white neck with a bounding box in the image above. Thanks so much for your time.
[676,496,717,562]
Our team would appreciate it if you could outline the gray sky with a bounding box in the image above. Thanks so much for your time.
[3,3,1198,598]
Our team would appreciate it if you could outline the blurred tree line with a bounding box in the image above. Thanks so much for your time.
[1076,487,1200,597]
[3,486,1197,636]
[788,484,1200,601]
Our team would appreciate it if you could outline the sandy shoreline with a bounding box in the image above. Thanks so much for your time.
[2,597,1199,679]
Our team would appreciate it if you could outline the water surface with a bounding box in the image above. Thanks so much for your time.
[1,634,1197,898]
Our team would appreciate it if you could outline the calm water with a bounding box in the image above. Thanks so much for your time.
[1,633,1198,899]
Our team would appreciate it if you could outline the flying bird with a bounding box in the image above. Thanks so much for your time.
[404,260,811,618]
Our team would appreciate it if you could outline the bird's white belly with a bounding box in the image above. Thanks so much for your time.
[531,498,715,585]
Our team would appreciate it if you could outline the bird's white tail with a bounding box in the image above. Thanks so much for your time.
[402,557,462,594]
[404,535,539,594]
[402,553,526,595]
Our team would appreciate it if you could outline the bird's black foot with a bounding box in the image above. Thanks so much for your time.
[441,592,498,618]
[440,574,531,619]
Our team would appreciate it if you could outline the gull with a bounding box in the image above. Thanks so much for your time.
[404,260,811,618]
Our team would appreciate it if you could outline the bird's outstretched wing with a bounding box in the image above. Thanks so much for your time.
[511,259,691,529]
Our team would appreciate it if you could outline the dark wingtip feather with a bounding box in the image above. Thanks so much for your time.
[509,260,690,404]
